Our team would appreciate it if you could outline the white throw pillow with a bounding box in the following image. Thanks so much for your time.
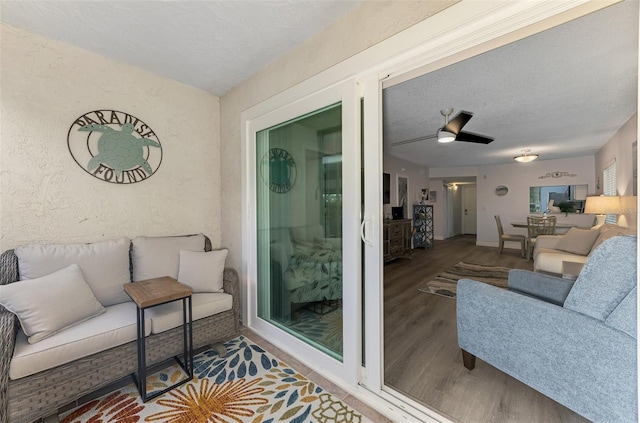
[178,249,228,293]
[554,227,601,256]
[15,238,131,306]
[0,264,105,344]
[132,234,206,281]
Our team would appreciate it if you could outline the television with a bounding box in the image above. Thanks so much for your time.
[383,173,390,204]
[392,207,403,220]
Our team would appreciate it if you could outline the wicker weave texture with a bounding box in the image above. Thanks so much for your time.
[0,246,240,423]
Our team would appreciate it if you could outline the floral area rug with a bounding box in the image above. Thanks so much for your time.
[289,307,343,356]
[60,336,369,423]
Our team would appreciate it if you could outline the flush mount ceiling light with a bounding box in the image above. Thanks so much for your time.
[514,149,539,163]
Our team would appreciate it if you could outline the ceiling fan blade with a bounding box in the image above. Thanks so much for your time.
[455,131,494,144]
[443,110,473,134]
[389,134,437,147]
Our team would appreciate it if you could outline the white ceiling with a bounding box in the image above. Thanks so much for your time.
[383,0,638,169]
[0,0,363,96]
[1,1,637,170]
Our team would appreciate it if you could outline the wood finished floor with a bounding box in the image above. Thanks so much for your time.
[384,235,588,423]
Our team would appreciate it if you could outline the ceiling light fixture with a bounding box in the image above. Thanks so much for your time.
[513,149,539,163]
[437,128,456,143]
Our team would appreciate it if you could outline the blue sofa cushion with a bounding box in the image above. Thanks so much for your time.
[564,236,637,321]
[605,286,637,339]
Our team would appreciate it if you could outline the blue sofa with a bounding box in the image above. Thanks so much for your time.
[457,235,637,422]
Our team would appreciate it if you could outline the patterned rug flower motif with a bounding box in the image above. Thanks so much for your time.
[60,336,367,423]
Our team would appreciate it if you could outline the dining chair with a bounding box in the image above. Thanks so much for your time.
[494,215,526,257]
[526,215,557,259]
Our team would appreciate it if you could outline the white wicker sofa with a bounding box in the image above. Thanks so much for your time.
[0,234,240,423]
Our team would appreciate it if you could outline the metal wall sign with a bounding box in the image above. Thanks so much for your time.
[260,147,297,193]
[68,110,162,184]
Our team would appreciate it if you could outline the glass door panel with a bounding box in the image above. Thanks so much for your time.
[256,103,343,360]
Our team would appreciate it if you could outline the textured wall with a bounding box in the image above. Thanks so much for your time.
[595,113,638,228]
[595,113,637,196]
[220,0,456,272]
[0,23,221,250]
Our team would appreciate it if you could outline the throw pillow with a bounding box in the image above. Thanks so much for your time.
[590,226,637,254]
[15,238,131,306]
[554,227,600,256]
[132,234,206,281]
[177,249,228,293]
[0,264,105,343]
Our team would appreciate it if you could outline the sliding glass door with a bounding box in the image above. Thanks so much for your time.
[255,103,344,359]
[246,80,360,383]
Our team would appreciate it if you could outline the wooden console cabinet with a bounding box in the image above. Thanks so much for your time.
[384,219,412,262]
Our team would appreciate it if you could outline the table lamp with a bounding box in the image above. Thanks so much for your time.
[584,195,621,229]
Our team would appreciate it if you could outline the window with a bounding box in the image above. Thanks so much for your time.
[603,161,617,224]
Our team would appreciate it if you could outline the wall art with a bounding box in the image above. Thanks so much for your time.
[538,171,577,179]
[260,147,297,193]
[397,175,408,220]
[495,185,509,196]
[68,110,162,184]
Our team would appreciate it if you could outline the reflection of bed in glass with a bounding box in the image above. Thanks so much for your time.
[530,184,588,213]
[270,224,342,323]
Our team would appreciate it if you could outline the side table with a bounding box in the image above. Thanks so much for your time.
[124,276,193,402]
[562,261,585,281]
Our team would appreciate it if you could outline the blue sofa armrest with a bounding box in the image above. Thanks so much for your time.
[457,279,637,423]
[507,269,574,305]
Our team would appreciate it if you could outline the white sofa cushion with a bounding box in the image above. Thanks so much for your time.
[132,234,205,281]
[178,249,228,293]
[534,251,588,275]
[15,238,131,306]
[9,302,150,380]
[145,293,232,334]
[0,264,105,344]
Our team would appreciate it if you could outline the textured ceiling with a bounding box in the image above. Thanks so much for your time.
[0,0,363,96]
[383,0,638,169]
[2,1,637,170]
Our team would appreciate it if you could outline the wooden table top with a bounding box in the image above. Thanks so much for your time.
[124,276,192,308]
[510,222,579,229]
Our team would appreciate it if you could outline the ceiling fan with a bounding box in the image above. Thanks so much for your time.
[390,108,494,147]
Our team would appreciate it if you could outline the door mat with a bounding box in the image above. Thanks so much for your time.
[418,261,511,298]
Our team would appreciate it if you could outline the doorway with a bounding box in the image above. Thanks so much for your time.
[462,185,477,235]
[242,2,635,421]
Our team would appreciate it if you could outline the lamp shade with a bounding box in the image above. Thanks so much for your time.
[620,196,638,214]
[584,195,621,215]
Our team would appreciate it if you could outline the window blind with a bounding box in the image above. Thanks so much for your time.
[603,161,617,224]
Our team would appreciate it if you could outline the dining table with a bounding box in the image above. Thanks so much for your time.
[510,221,579,230]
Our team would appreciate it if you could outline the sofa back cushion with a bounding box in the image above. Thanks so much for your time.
[132,234,205,281]
[15,238,131,306]
[590,224,637,254]
[554,227,600,255]
[290,224,323,243]
[564,236,637,321]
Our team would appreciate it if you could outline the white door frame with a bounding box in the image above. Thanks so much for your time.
[242,79,361,385]
[241,2,624,421]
